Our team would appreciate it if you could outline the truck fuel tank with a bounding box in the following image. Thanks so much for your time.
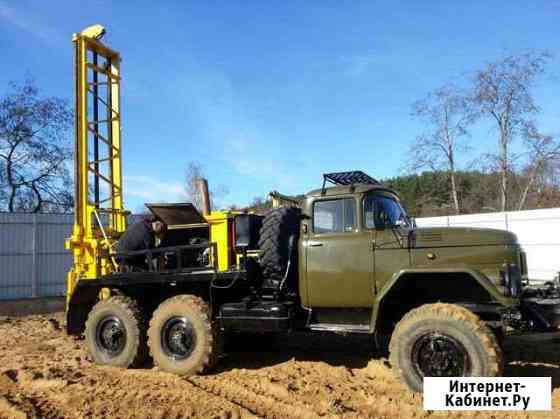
[219,299,295,333]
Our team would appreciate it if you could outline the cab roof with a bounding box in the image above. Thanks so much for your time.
[306,183,399,198]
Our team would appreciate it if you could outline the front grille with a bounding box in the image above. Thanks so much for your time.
[418,232,443,242]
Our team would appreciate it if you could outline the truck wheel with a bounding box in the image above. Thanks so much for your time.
[148,295,218,375]
[85,296,148,368]
[389,303,503,393]
[258,207,301,288]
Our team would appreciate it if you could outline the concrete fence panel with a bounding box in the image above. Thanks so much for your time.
[0,213,73,300]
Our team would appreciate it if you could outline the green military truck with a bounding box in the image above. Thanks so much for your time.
[68,171,560,392]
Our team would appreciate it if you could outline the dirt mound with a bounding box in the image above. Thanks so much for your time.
[0,313,558,418]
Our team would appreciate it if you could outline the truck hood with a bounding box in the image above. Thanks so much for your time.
[412,227,518,248]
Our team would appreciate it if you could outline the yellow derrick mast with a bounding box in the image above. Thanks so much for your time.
[65,25,127,302]
[66,26,254,314]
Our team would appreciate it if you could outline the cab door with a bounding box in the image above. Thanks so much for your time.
[363,193,411,294]
[304,196,374,307]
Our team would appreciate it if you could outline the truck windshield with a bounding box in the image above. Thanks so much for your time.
[364,194,409,229]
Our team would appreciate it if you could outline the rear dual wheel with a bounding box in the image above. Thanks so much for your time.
[148,295,219,375]
[85,296,148,368]
[84,294,219,375]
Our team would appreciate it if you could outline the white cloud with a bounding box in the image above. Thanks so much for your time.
[0,2,64,47]
[170,65,303,197]
[225,136,299,190]
[345,53,378,77]
[125,175,186,203]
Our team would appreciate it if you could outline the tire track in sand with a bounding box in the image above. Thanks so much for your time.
[0,371,67,419]
[70,366,256,418]
[190,375,321,419]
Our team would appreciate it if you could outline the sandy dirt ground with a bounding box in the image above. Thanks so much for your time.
[0,313,559,418]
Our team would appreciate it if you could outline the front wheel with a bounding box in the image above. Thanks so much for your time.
[148,295,218,375]
[389,303,503,393]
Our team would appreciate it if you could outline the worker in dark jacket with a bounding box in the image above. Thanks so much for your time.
[115,217,167,271]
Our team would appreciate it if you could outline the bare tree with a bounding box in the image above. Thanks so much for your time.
[408,84,472,214]
[516,123,560,210]
[471,51,551,211]
[184,162,229,211]
[0,80,73,213]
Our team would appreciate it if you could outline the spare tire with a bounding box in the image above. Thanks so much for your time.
[258,207,301,290]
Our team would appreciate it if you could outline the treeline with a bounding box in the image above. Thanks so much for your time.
[244,168,560,217]
[383,170,560,217]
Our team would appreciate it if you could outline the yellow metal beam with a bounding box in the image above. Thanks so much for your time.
[66,28,127,304]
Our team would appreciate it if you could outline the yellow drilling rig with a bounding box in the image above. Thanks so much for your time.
[66,25,249,297]
[66,25,280,374]
[65,25,265,372]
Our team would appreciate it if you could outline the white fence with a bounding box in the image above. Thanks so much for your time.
[0,213,73,300]
[417,208,560,284]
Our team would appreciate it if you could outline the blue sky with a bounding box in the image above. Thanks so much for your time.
[1,1,558,211]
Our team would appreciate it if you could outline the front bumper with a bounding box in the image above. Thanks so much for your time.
[503,284,560,331]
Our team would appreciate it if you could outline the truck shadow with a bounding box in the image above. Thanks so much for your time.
[217,331,560,389]
[139,332,377,372]
[218,331,377,371]
[503,332,560,390]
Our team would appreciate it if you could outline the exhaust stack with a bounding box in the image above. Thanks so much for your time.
[195,177,211,215]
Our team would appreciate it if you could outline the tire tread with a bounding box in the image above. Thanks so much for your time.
[389,303,503,391]
[85,295,148,368]
[148,295,217,375]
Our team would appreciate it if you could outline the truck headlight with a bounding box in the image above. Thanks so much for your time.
[501,264,522,297]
